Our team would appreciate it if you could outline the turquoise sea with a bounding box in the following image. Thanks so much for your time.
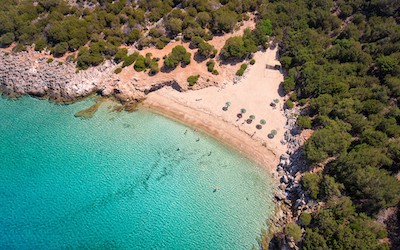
[0,97,275,249]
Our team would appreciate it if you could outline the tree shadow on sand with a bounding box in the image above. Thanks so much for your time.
[193,52,208,63]
[278,81,286,97]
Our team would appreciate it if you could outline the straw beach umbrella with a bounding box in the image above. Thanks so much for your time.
[273,99,279,103]
[260,119,266,125]
[240,108,247,114]
[271,129,277,135]
[256,124,262,130]
[249,115,255,120]
[225,101,231,107]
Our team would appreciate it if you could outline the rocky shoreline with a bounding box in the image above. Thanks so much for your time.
[0,51,111,102]
[0,50,194,104]
[264,105,316,249]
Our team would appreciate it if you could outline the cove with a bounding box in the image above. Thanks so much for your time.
[0,97,275,249]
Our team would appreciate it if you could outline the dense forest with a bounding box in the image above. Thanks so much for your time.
[1,0,399,249]
[265,0,399,249]
[0,0,270,70]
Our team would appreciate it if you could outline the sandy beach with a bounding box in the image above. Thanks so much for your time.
[143,47,287,173]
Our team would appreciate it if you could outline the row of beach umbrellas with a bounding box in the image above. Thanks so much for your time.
[223,101,277,138]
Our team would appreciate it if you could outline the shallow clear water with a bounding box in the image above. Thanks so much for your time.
[0,97,275,249]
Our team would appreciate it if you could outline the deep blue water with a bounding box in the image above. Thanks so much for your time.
[0,97,275,249]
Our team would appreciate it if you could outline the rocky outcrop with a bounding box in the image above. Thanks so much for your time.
[0,50,189,103]
[0,51,118,102]
[268,105,317,249]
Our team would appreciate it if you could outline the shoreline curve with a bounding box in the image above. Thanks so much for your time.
[142,94,280,176]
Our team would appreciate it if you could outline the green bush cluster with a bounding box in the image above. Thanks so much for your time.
[133,53,159,75]
[206,60,219,75]
[187,75,200,86]
[190,36,216,59]
[221,35,256,59]
[220,18,272,60]
[122,52,139,68]
[265,0,400,246]
[296,115,312,129]
[285,100,294,109]
[206,60,215,72]
[0,32,14,47]
[299,213,311,226]
[164,45,191,69]
[285,223,302,242]
[0,0,266,69]
[114,48,128,63]
[114,68,122,74]
[235,63,247,76]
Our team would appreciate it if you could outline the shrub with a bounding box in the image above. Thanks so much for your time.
[155,39,165,49]
[47,58,54,63]
[122,52,139,68]
[126,29,140,45]
[211,49,217,58]
[144,53,152,68]
[282,77,295,93]
[285,223,302,242]
[212,69,219,75]
[303,229,328,250]
[197,41,215,58]
[164,56,178,69]
[221,36,247,59]
[114,68,122,74]
[187,75,200,86]
[296,115,312,129]
[149,28,163,38]
[191,36,203,48]
[134,55,146,71]
[0,32,15,47]
[51,42,68,57]
[236,63,248,76]
[34,38,47,52]
[290,92,297,101]
[221,35,257,59]
[301,173,322,200]
[149,60,159,75]
[250,59,255,65]
[206,60,215,72]
[299,212,312,226]
[286,100,294,109]
[12,44,27,52]
[76,47,104,70]
[164,45,191,69]
[299,99,307,106]
[114,48,128,63]
[182,52,191,65]
[305,124,352,163]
